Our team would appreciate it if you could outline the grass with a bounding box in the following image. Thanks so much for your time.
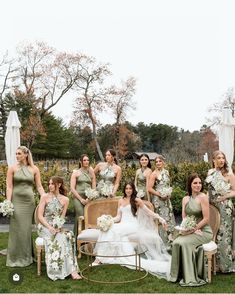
[0,232,235,293]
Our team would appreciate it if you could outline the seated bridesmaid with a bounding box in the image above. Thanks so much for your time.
[170,173,213,286]
[37,176,82,280]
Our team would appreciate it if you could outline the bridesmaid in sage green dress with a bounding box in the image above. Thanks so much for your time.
[206,150,235,273]
[148,155,175,250]
[38,176,81,280]
[170,173,213,287]
[6,146,45,267]
[70,154,96,239]
[94,149,122,198]
[134,153,152,201]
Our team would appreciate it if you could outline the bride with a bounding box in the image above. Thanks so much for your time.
[93,182,171,280]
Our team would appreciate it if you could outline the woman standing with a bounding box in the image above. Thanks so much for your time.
[38,176,81,280]
[6,146,45,267]
[70,154,96,239]
[170,173,213,286]
[206,150,235,273]
[134,153,152,201]
[94,149,121,198]
[148,155,175,249]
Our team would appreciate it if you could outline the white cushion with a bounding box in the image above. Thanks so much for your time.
[77,229,99,241]
[35,237,45,246]
[202,241,217,251]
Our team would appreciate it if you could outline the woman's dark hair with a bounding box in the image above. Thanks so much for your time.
[79,154,89,168]
[123,182,137,216]
[50,176,68,196]
[139,153,151,169]
[212,150,229,175]
[106,149,117,164]
[187,173,203,196]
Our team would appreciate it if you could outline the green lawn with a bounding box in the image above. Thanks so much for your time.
[0,232,235,293]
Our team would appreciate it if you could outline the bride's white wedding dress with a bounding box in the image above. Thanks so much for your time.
[94,204,171,280]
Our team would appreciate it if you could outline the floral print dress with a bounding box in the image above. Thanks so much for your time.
[37,197,79,280]
[97,165,116,197]
[152,169,176,250]
[206,169,235,273]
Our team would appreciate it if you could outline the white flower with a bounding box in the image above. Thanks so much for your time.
[51,251,60,260]
[97,214,114,232]
[85,188,99,200]
[52,216,65,229]
[50,262,59,270]
[136,190,145,198]
[0,199,14,217]
[180,215,197,230]
[158,186,172,197]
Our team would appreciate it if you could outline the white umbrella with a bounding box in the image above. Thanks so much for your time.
[218,107,235,170]
[4,110,21,166]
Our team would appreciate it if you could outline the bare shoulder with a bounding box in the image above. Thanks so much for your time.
[198,192,208,200]
[182,195,190,203]
[60,195,69,205]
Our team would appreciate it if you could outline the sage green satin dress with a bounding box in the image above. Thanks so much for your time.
[38,197,79,280]
[170,197,213,286]
[6,166,35,267]
[136,169,148,200]
[73,170,92,239]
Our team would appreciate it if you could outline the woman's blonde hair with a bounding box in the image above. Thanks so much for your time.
[17,146,34,167]
[212,150,229,175]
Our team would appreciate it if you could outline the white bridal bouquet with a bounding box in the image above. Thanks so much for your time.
[97,214,114,232]
[85,188,99,200]
[0,199,14,217]
[52,216,65,229]
[180,215,197,230]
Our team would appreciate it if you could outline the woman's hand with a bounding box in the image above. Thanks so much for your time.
[216,195,228,203]
[81,198,89,206]
[48,226,59,235]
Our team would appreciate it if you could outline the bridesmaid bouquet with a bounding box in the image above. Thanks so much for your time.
[85,188,99,200]
[136,189,145,198]
[180,215,197,230]
[52,216,65,229]
[0,199,14,217]
[97,214,114,232]
[158,186,173,198]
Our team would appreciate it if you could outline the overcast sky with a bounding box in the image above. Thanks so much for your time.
[1,0,235,131]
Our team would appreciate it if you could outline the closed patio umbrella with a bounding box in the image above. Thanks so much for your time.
[4,110,21,166]
[218,107,235,170]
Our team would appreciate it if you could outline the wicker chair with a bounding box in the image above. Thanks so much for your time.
[77,198,155,258]
[202,204,220,283]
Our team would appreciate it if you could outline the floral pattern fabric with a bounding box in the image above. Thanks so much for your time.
[37,197,79,280]
[97,165,115,198]
[136,169,148,200]
[151,169,175,249]
[206,169,235,273]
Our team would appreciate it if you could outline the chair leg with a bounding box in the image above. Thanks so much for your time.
[212,254,216,275]
[36,246,42,276]
[207,254,212,283]
[77,241,82,259]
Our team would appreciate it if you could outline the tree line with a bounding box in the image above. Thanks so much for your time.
[1,41,234,163]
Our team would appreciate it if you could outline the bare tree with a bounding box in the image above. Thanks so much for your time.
[72,56,112,161]
[207,87,235,127]
[109,77,136,160]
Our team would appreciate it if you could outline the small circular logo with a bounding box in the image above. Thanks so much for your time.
[8,271,23,285]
